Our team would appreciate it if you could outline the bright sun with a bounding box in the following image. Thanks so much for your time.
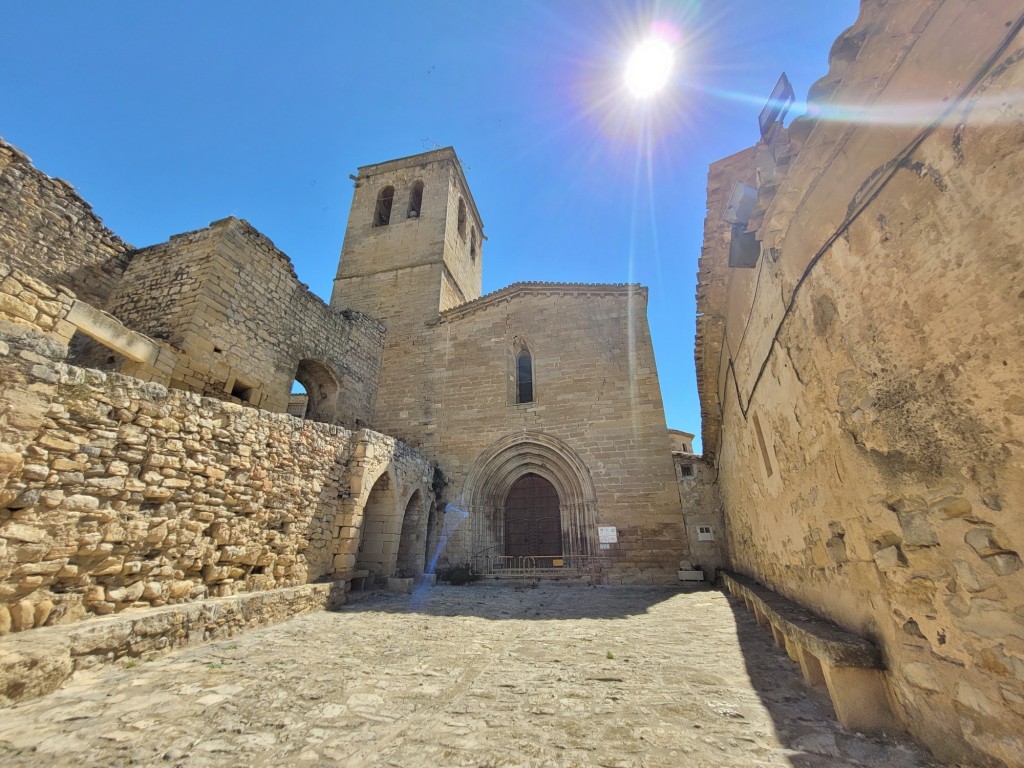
[624,37,675,98]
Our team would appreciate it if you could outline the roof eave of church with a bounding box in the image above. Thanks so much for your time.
[440,281,647,321]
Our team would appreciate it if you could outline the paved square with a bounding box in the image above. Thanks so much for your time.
[0,585,945,767]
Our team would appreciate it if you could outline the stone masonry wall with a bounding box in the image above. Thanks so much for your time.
[674,456,726,578]
[0,301,431,635]
[0,137,132,308]
[697,4,1024,765]
[106,217,384,427]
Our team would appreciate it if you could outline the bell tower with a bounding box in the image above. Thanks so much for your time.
[330,147,484,323]
[330,148,484,443]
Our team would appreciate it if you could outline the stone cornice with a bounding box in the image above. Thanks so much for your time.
[440,281,647,321]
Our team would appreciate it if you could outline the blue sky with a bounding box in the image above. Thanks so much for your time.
[1,1,860,451]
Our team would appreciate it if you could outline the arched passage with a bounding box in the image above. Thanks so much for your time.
[356,470,398,577]
[291,359,339,424]
[396,489,427,578]
[461,432,598,573]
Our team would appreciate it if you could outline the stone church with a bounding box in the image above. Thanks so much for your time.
[0,137,694,606]
[3,1,1023,766]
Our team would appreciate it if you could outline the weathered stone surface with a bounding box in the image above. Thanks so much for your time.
[0,587,942,767]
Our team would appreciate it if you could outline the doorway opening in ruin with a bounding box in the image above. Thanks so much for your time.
[290,359,339,424]
[356,471,397,577]
[504,473,562,559]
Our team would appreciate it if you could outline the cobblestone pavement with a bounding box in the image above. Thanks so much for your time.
[0,584,950,768]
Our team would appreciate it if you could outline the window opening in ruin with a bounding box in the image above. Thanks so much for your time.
[290,359,339,424]
[408,180,424,218]
[457,197,467,239]
[752,412,774,478]
[287,380,309,419]
[373,185,395,227]
[516,350,533,404]
[504,473,562,558]
[230,380,253,403]
[470,228,478,261]
[681,463,694,478]
[67,330,127,372]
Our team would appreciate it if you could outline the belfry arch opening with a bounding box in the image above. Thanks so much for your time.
[408,180,424,218]
[289,359,339,424]
[373,185,395,227]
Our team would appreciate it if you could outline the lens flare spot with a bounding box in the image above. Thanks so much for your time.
[625,37,674,98]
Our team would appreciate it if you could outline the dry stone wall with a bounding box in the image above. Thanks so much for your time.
[0,302,431,636]
[697,4,1024,765]
[0,137,132,308]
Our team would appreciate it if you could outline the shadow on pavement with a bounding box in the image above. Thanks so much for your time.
[337,581,701,621]
[721,590,944,768]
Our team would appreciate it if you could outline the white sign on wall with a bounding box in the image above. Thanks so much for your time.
[598,526,618,544]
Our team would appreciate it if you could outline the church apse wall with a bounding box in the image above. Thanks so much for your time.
[696,3,1024,764]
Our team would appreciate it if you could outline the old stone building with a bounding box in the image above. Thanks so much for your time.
[0,127,690,659]
[696,1,1024,765]
[3,1,1024,765]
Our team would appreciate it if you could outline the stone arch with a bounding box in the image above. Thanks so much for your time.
[396,488,428,578]
[291,358,340,424]
[462,432,598,568]
[356,468,399,577]
[423,500,441,572]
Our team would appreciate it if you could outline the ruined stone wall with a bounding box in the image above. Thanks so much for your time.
[434,284,688,583]
[673,456,725,578]
[0,137,132,308]
[0,303,431,635]
[697,4,1024,764]
[106,217,383,427]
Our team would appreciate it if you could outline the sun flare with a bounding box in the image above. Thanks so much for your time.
[624,37,674,98]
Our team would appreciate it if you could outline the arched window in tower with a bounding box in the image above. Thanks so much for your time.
[516,349,533,404]
[470,228,478,261]
[408,180,424,218]
[373,185,394,227]
[457,197,467,240]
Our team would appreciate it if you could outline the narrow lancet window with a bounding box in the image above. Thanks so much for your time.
[457,197,467,239]
[373,185,395,227]
[517,350,533,404]
[408,181,424,218]
[470,228,478,261]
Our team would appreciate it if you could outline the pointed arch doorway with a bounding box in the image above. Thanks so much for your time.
[504,473,562,559]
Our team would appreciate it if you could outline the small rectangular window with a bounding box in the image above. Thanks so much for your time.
[680,463,695,478]
[697,525,715,542]
[230,380,253,403]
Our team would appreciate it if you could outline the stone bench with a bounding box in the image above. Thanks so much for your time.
[721,571,896,732]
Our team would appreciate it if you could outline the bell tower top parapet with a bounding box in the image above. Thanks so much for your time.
[330,147,484,322]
